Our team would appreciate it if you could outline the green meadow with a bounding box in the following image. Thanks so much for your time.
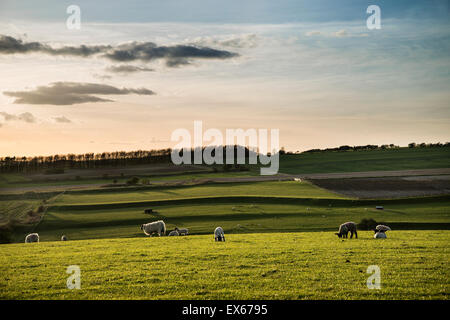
[1,147,449,300]
[0,231,448,300]
[279,147,450,174]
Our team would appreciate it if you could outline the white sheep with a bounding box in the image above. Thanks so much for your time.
[374,225,391,233]
[168,230,179,236]
[174,227,188,236]
[214,227,225,242]
[25,233,39,243]
[61,235,67,241]
[140,220,166,237]
[374,232,387,239]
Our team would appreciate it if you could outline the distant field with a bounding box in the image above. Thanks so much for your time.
[1,147,449,193]
[1,231,448,299]
[52,181,344,206]
[26,193,450,242]
[279,147,450,174]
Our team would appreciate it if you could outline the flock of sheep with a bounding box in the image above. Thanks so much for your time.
[24,220,390,243]
[139,220,225,241]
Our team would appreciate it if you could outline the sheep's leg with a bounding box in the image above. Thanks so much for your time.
[354,230,358,239]
[350,231,353,239]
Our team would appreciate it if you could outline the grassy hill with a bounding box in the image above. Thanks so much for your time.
[279,147,450,174]
[1,231,448,299]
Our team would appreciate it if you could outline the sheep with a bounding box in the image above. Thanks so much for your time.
[140,220,166,237]
[374,232,387,239]
[168,230,179,236]
[374,224,391,234]
[335,221,358,239]
[61,235,67,241]
[174,227,189,236]
[25,233,39,243]
[214,227,225,242]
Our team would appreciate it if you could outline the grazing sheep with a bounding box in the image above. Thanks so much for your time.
[168,230,179,236]
[374,224,391,234]
[61,235,67,241]
[140,220,166,237]
[335,222,358,239]
[25,233,39,243]
[374,232,387,239]
[174,227,189,236]
[214,227,225,242]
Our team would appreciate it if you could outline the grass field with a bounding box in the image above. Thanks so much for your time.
[0,231,448,300]
[3,178,449,242]
[279,147,450,174]
[1,147,449,192]
[1,147,449,300]
[51,181,345,205]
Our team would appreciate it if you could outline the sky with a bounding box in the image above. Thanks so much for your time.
[0,0,449,157]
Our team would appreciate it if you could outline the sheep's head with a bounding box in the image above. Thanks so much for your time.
[174,227,179,231]
[335,232,342,238]
[140,224,143,230]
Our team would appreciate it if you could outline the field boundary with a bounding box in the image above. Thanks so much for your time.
[48,194,450,211]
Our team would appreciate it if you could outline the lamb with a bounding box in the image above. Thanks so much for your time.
[214,227,225,242]
[25,233,39,243]
[174,227,189,236]
[335,221,358,239]
[168,230,179,236]
[61,235,67,241]
[140,220,166,237]
[374,232,387,239]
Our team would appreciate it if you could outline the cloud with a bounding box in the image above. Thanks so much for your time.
[104,42,238,66]
[3,82,156,105]
[106,65,154,74]
[53,116,72,123]
[0,111,36,123]
[305,31,321,36]
[92,73,112,80]
[190,34,259,49]
[0,35,238,67]
[0,34,111,56]
[333,29,348,38]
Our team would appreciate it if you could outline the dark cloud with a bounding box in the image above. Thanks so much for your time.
[53,116,72,123]
[104,42,238,66]
[3,82,155,105]
[0,35,238,67]
[106,65,154,74]
[0,111,36,123]
[0,35,110,57]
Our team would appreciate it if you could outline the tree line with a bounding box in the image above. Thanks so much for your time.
[0,146,258,174]
[299,142,450,154]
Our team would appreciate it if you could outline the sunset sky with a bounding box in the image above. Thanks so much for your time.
[0,0,449,157]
